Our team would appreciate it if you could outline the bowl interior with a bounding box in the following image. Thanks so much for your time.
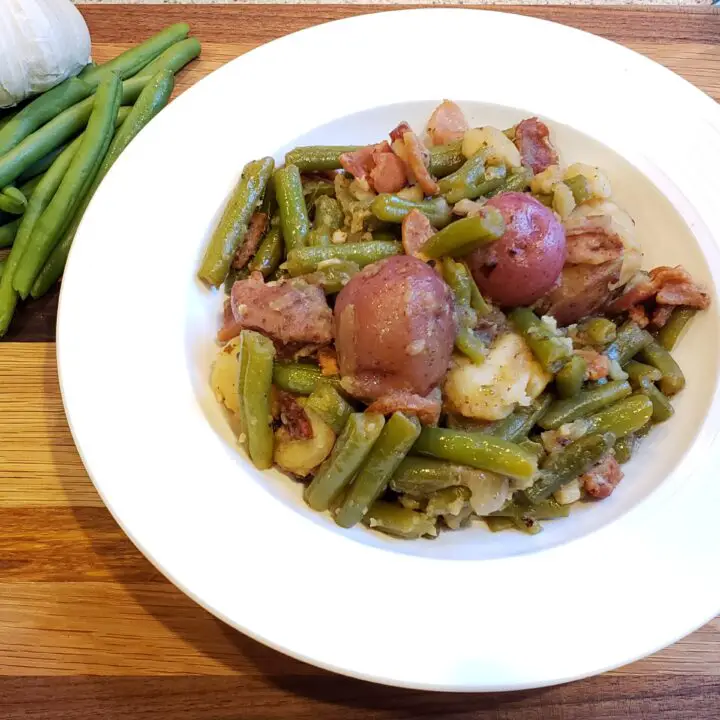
[185,100,718,562]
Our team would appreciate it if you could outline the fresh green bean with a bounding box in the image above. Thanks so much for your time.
[370,194,451,228]
[413,428,538,483]
[487,394,552,443]
[636,383,674,422]
[248,223,283,278]
[656,308,696,351]
[307,195,342,247]
[605,321,653,367]
[613,435,637,464]
[285,241,401,276]
[17,143,69,184]
[425,486,471,518]
[455,328,486,364]
[305,382,353,434]
[389,456,473,495]
[564,175,592,204]
[302,259,360,294]
[625,360,662,389]
[419,208,505,259]
[305,412,385,512]
[0,219,20,248]
[555,355,587,399]
[273,362,341,395]
[638,339,685,396]
[363,501,437,539]
[135,37,201,78]
[13,74,123,299]
[336,412,421,528]
[284,146,358,172]
[539,381,632,430]
[0,187,27,215]
[198,157,274,286]
[577,317,617,346]
[584,394,653,438]
[525,432,615,503]
[18,173,46,199]
[428,141,465,178]
[437,150,487,203]
[275,164,310,254]
[509,307,574,374]
[487,167,533,196]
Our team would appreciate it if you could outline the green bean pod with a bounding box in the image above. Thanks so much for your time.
[487,394,552,443]
[370,194,451,228]
[555,355,587,399]
[284,146,358,172]
[336,412,421,528]
[437,150,487,204]
[413,428,538,483]
[302,259,360,294]
[605,321,654,367]
[284,241,401,276]
[0,219,20,248]
[466,265,491,316]
[273,362,341,395]
[525,432,615,503]
[427,141,465,178]
[305,412,386,512]
[613,435,637,465]
[638,339,685,396]
[363,501,437,539]
[442,256,472,307]
[389,456,473,496]
[275,164,310,254]
[248,223,283,278]
[455,328,487,364]
[198,157,274,286]
[625,360,662,389]
[419,208,505,259]
[509,307,574,374]
[425,486,471,518]
[539,380,632,430]
[656,308,696,351]
[491,497,569,520]
[0,187,27,215]
[577,317,617,346]
[584,394,653,438]
[636,383,674,423]
[135,37,202,78]
[307,195,343,247]
[487,167,533,196]
[305,382,353,434]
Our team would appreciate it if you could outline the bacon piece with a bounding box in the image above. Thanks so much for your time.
[401,209,434,260]
[218,299,243,342]
[402,130,439,196]
[427,100,468,146]
[277,390,313,440]
[230,272,333,345]
[369,150,407,193]
[366,388,442,426]
[514,117,559,174]
[651,305,673,329]
[581,454,624,499]
[232,212,268,270]
[565,223,624,266]
[575,348,611,381]
[317,346,339,377]
[628,305,649,328]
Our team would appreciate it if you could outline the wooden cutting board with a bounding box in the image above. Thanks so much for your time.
[1,5,718,718]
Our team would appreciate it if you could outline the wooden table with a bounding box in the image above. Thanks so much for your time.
[1,5,718,718]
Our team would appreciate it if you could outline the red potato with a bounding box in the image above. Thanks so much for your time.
[334,255,456,399]
[466,192,566,307]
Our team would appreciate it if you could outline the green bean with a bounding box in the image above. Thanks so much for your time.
[636,383,674,423]
[584,394,653,438]
[485,516,515,532]
[487,167,533,196]
[305,382,353,434]
[519,439,546,461]
[0,259,5,277]
[577,317,617,346]
[0,187,27,215]
[413,428,537,483]
[656,308,696,351]
[17,143,69,184]
[425,486,471,518]
[419,209,505,259]
[455,328,486,364]
[532,192,553,208]
[284,146,358,172]
[555,355,587,399]
[0,219,20,248]
[13,74,123,300]
[539,381,632,430]
[491,497,569,520]
[525,432,615,503]
[198,157,274,286]
[638,339,685,396]
[302,259,360,294]
[437,150,487,204]
[305,412,385,512]
[336,412,421,528]
[275,164,310,254]
[428,141,465,178]
[134,37,201,78]
[285,241,401,276]
[273,362,341,395]
[442,257,472,307]
[564,175,592,204]
[625,360,662,389]
[605,321,654,367]
[370,194,451,228]
[236,333,250,436]
[487,394,552,443]
[302,179,335,204]
[466,264,491,316]
[307,195,342,247]
[29,74,172,300]
[613,435,637,464]
[18,174,46,199]
[390,456,473,495]
[248,223,283,278]
[509,307,574,374]
[363,501,437,539]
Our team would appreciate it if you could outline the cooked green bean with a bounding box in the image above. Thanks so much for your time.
[0,259,5,277]
[584,394,653,438]
[336,412,421,528]
[419,208,505,259]
[656,308,696,351]
[425,486,471,518]
[525,432,615,503]
[491,497,569,520]
[285,146,358,172]
[285,241,401,276]
[370,194,451,228]
[198,157,274,286]
[636,383,674,422]
[605,321,654,367]
[487,167,533,196]
[577,317,617,346]
[613,434,637,464]
[134,37,201,78]
[428,141,465,178]
[413,428,537,483]
[487,394,552,443]
[0,187,27,215]
[390,456,472,495]
[13,74,123,300]
[0,219,20,248]
[305,412,385,512]
[248,223,283,278]
[455,328,486,364]
[275,164,310,254]
[519,439,546,461]
[273,362,341,395]
[625,360,662,389]
[236,333,250,436]
[532,192,553,207]
[307,195,342,247]
[638,339,685,395]
[539,380,631,430]
[555,355,587,399]
[564,175,592,204]
[363,501,437,539]
[466,264,491,316]
[509,307,574,373]
[442,256,472,307]
[305,382,353,434]
[303,259,360,294]
[241,330,276,469]
[485,516,515,532]
[437,150,488,204]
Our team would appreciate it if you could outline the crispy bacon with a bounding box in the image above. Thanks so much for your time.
[232,212,268,270]
[514,117,558,174]
[628,305,649,328]
[651,305,674,329]
[582,454,624,499]
[426,100,468,146]
[401,209,434,260]
[366,388,442,426]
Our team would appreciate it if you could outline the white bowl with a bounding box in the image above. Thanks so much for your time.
[57,9,720,691]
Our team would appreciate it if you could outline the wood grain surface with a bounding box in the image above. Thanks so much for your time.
[1,5,718,718]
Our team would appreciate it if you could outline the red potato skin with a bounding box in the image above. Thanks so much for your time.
[334,255,456,399]
[466,192,566,307]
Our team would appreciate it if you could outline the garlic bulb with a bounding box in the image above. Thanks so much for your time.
[0,0,91,108]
